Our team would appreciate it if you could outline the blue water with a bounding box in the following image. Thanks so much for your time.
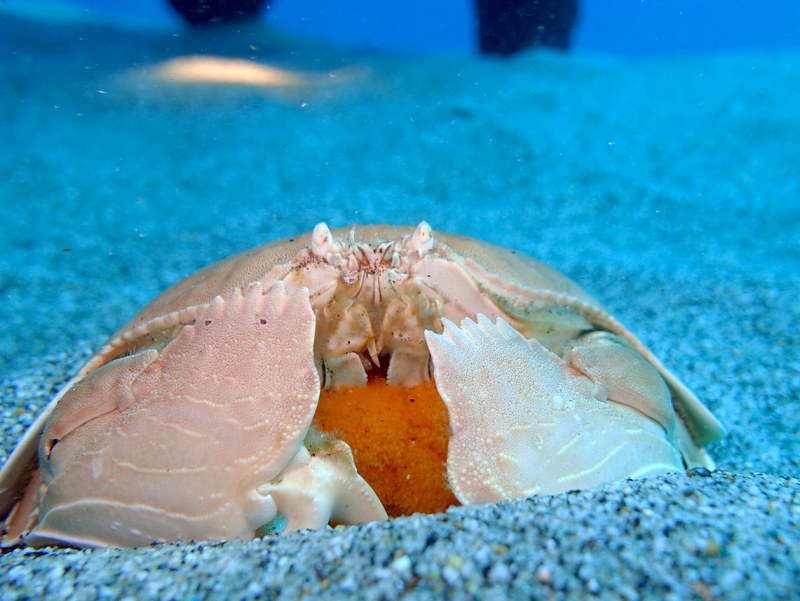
[45,0,800,56]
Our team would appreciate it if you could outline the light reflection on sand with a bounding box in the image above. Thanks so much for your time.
[154,56,303,87]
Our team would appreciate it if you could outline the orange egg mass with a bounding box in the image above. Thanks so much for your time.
[313,378,458,517]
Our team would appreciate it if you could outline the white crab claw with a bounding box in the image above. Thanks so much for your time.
[425,315,683,504]
[26,282,321,547]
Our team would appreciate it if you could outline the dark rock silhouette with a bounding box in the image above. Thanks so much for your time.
[476,0,579,55]
[168,0,268,26]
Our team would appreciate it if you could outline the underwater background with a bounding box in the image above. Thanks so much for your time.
[0,1,798,598]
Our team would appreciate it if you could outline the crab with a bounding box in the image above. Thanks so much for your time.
[0,222,724,548]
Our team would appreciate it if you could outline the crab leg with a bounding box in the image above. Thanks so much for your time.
[425,315,683,504]
[565,331,676,437]
[256,439,387,533]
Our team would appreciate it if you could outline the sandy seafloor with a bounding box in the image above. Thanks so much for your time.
[0,12,798,601]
